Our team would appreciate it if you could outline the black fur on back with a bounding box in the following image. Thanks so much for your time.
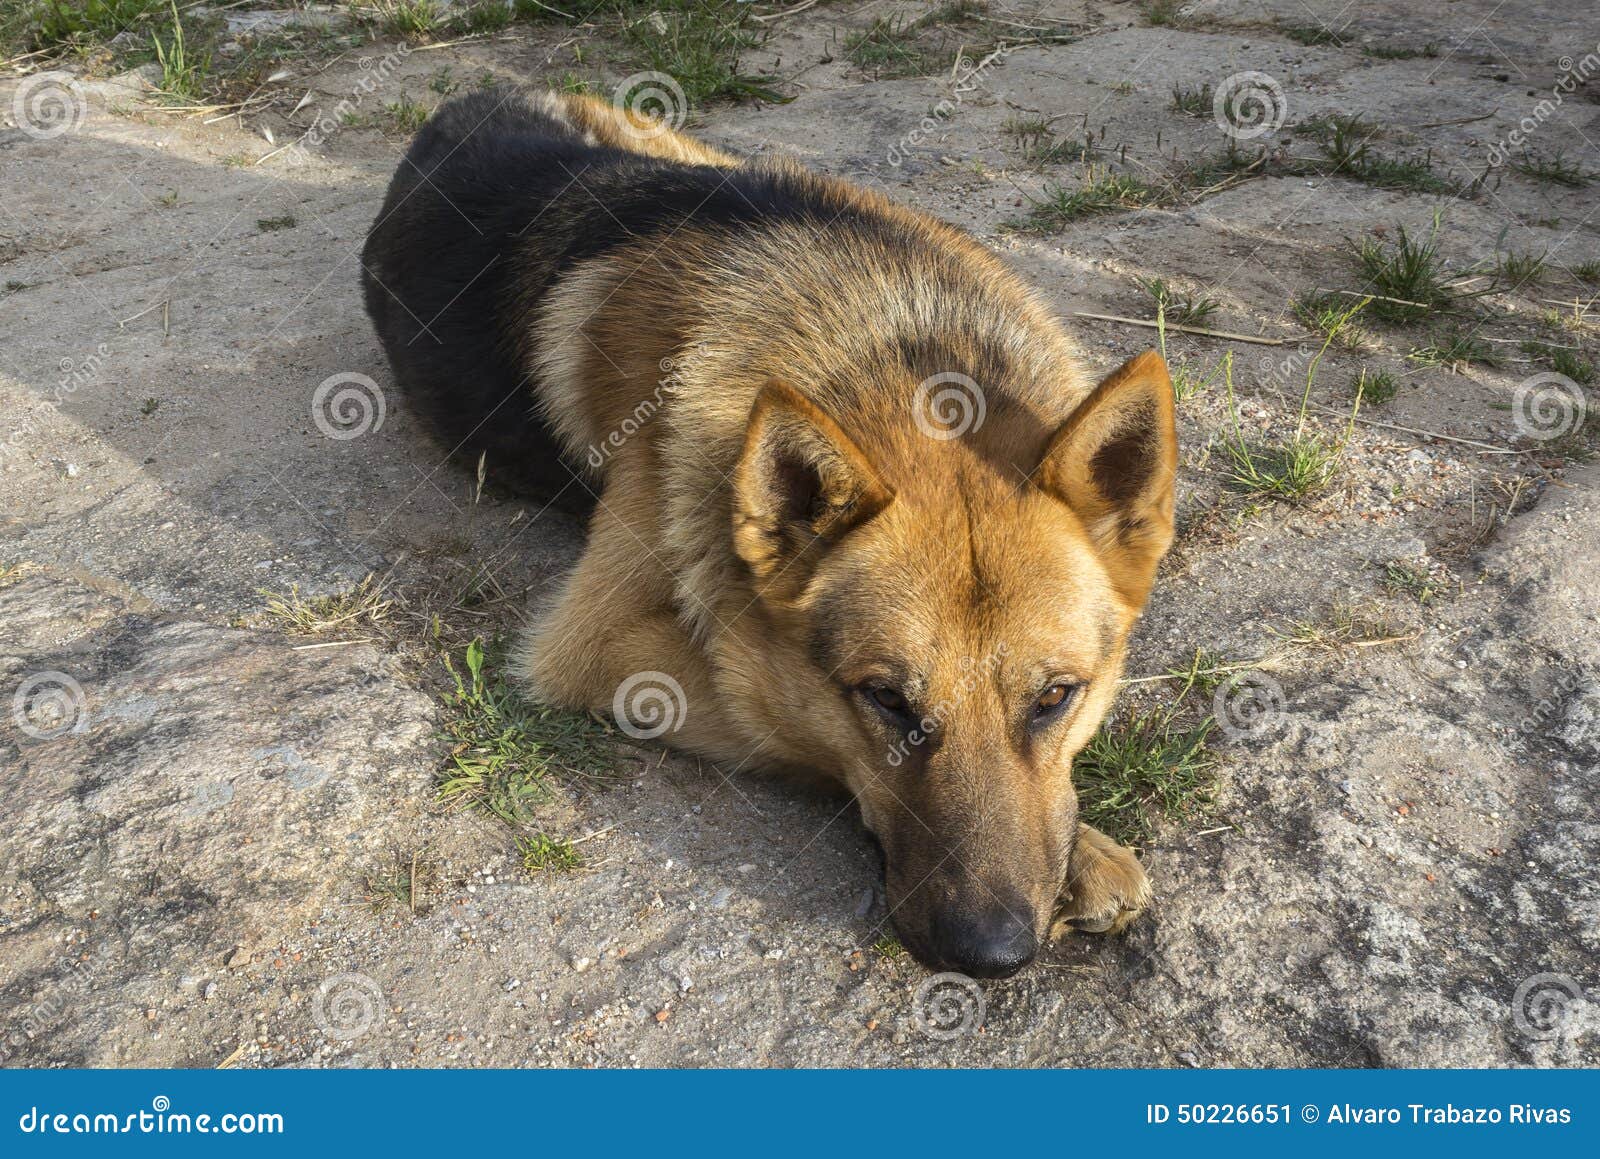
[360,89,874,513]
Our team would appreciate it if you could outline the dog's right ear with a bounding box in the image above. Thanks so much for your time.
[732,379,894,596]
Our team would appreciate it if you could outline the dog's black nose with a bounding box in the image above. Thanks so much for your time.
[930,902,1038,978]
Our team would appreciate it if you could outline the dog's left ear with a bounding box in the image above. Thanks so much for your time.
[1036,351,1178,606]
[732,379,894,596]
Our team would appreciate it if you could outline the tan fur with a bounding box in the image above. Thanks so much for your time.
[514,103,1178,971]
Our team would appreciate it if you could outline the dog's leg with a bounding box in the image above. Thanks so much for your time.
[1050,823,1151,937]
[515,494,752,761]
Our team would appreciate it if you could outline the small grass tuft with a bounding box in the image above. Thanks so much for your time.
[1140,0,1185,27]
[1280,23,1344,46]
[383,93,429,134]
[1409,325,1492,369]
[1520,340,1596,384]
[1361,42,1438,60]
[1139,277,1218,325]
[1075,711,1217,844]
[517,832,583,874]
[1293,290,1369,349]
[150,0,209,103]
[1355,212,1452,323]
[1354,368,1399,404]
[256,214,297,233]
[1382,561,1439,604]
[1512,147,1589,188]
[1496,249,1546,288]
[437,639,616,825]
[1019,167,1160,230]
[870,934,906,959]
[1169,82,1213,116]
[628,3,783,103]
[262,574,391,635]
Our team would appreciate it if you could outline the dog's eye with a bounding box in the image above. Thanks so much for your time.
[1032,683,1079,721]
[870,686,910,715]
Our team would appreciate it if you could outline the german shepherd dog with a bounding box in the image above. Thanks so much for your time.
[363,89,1178,978]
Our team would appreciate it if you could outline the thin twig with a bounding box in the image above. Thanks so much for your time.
[1304,401,1532,455]
[1073,312,1294,345]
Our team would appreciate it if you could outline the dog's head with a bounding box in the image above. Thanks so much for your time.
[729,351,1178,977]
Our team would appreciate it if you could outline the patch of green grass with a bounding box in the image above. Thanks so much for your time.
[256,214,297,232]
[870,934,906,959]
[1512,147,1589,188]
[1573,260,1600,285]
[364,850,438,913]
[1281,23,1344,46]
[383,93,429,134]
[22,0,167,51]
[1222,319,1364,502]
[1355,212,1452,323]
[1301,114,1447,193]
[139,397,160,415]
[1276,602,1402,651]
[1019,167,1161,230]
[1382,561,1439,604]
[1139,276,1218,325]
[1409,325,1492,369]
[1162,646,1236,697]
[1520,340,1595,384]
[1354,368,1399,404]
[1169,82,1212,116]
[261,574,392,635]
[1293,290,1369,348]
[517,832,583,874]
[1140,0,1185,27]
[437,639,617,825]
[626,4,782,104]
[371,0,446,40]
[4,280,29,293]
[1361,42,1438,60]
[1003,116,1099,165]
[1496,249,1546,288]
[461,0,515,34]
[1075,710,1217,844]
[149,0,209,103]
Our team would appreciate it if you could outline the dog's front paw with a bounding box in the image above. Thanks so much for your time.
[1050,823,1151,938]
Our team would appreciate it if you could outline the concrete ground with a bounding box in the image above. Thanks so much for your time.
[2,0,1597,1067]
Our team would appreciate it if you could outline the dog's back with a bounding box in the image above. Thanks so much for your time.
[362,89,778,506]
